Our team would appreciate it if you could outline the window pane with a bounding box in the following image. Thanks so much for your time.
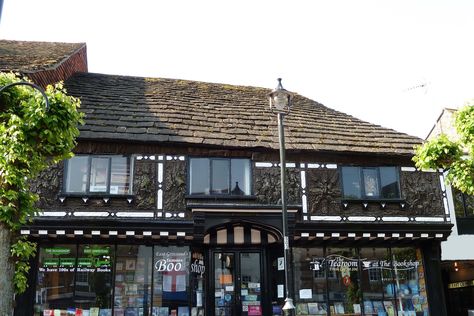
[189,158,210,195]
[110,156,131,195]
[359,248,397,316]
[326,248,361,315]
[342,167,361,199]
[231,159,251,195]
[153,246,191,316]
[76,245,113,312]
[89,157,109,193]
[464,193,474,216]
[66,156,89,193]
[211,159,230,194]
[214,252,234,316]
[391,248,430,315]
[34,245,77,315]
[115,245,153,315]
[380,167,400,199]
[293,248,327,313]
[363,168,379,198]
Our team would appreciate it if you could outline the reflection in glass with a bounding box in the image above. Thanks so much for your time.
[34,245,77,315]
[110,156,131,195]
[231,159,251,195]
[341,167,361,199]
[240,253,261,316]
[392,248,429,315]
[89,157,109,192]
[214,252,234,316]
[293,248,327,315]
[66,156,89,193]
[153,246,190,316]
[114,245,152,315]
[189,158,210,195]
[211,159,230,194]
[359,248,396,316]
[326,248,361,315]
[362,168,379,197]
[379,167,400,199]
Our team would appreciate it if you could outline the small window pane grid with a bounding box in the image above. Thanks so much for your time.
[64,155,132,195]
[341,166,401,200]
[293,246,429,316]
[188,157,252,196]
[33,244,203,316]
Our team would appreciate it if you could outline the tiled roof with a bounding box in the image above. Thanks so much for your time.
[0,40,85,73]
[65,72,422,155]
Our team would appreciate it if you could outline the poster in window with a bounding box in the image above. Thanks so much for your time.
[126,259,136,271]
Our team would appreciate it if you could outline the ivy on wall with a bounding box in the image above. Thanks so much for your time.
[0,72,83,304]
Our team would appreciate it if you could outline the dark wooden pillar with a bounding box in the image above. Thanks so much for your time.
[421,241,448,316]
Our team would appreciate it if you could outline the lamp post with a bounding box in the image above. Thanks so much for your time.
[268,78,295,314]
[0,81,50,110]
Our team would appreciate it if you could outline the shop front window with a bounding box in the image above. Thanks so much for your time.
[359,248,396,316]
[34,244,114,316]
[293,247,429,316]
[153,246,191,316]
[392,248,429,316]
[294,248,327,315]
[326,248,361,315]
[114,245,153,315]
[34,245,77,315]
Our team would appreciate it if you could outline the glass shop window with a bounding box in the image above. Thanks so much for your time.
[341,167,400,199]
[34,245,114,315]
[188,158,251,196]
[114,245,153,316]
[359,248,397,316]
[152,246,191,316]
[190,251,206,316]
[391,248,430,316]
[34,245,77,315]
[294,248,328,315]
[326,248,362,316]
[65,155,132,195]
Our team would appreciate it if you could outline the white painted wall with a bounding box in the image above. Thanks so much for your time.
[441,183,474,260]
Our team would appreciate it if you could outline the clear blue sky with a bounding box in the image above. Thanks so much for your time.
[1,0,473,138]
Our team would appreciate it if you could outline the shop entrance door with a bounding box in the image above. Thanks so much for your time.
[212,250,264,316]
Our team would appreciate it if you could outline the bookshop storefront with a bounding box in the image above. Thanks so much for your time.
[33,243,206,316]
[292,246,430,316]
[30,243,431,316]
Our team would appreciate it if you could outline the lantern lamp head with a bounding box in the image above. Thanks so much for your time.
[268,78,293,114]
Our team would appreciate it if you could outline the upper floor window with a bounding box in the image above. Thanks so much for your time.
[65,155,132,195]
[188,158,251,196]
[453,189,474,218]
[341,166,400,199]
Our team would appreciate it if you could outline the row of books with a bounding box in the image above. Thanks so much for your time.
[43,306,193,316]
[295,300,397,315]
[43,309,110,316]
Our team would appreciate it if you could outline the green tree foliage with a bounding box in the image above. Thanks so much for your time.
[0,72,83,294]
[413,101,474,194]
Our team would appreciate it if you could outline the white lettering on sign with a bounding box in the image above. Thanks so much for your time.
[155,259,183,272]
[310,255,421,272]
[190,259,205,276]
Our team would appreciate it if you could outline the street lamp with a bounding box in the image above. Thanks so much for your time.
[0,81,50,110]
[268,78,295,314]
